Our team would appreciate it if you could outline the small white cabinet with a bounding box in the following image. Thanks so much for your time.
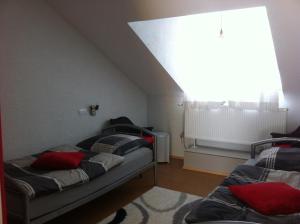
[153,132,170,163]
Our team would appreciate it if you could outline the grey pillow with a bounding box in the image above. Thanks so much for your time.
[91,134,148,156]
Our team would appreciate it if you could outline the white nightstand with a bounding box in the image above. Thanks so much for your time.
[153,131,170,163]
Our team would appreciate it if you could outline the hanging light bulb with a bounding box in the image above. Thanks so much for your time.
[219,15,224,38]
[220,28,224,38]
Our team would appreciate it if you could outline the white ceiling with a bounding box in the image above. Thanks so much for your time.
[47,1,300,102]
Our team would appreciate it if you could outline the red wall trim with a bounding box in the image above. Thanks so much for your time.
[0,112,7,224]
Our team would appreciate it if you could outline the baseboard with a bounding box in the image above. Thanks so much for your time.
[183,165,228,177]
[170,155,184,160]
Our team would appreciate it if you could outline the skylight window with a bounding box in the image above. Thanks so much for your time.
[129,7,283,107]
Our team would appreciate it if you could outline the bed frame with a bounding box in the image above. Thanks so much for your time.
[8,131,300,224]
[6,124,158,224]
[197,137,300,224]
[102,124,158,183]
[250,137,300,159]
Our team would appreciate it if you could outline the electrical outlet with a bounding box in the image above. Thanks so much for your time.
[78,108,89,116]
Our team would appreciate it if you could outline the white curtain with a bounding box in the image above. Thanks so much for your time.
[184,90,283,111]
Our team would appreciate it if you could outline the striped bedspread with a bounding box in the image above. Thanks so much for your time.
[186,165,300,224]
[5,145,124,199]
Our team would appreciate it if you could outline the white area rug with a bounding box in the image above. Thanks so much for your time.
[98,187,201,224]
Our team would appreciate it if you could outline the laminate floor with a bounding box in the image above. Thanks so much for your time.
[45,158,225,224]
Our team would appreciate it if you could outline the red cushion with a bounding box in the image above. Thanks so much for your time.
[229,182,300,215]
[274,144,292,148]
[143,135,155,144]
[31,151,85,170]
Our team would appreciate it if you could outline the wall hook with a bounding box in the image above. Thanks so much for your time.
[89,105,99,116]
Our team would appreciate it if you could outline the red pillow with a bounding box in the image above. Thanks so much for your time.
[229,182,300,215]
[31,151,85,170]
[274,144,292,148]
[143,135,155,144]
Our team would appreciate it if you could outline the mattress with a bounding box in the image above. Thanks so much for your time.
[29,147,153,220]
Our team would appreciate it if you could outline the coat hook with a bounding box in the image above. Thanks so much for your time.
[89,105,99,116]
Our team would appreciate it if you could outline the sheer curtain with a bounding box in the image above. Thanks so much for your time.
[185,91,283,111]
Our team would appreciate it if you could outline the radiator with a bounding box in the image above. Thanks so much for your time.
[184,107,287,146]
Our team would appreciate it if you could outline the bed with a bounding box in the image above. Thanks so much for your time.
[186,137,300,224]
[5,124,158,224]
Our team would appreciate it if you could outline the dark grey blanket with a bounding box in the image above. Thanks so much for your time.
[186,165,300,224]
[5,145,124,199]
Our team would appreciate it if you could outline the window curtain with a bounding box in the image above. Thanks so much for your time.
[184,90,283,111]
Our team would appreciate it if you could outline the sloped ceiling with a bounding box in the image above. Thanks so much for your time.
[48,0,300,121]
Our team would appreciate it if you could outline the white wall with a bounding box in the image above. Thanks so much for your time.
[0,0,148,160]
[49,0,300,133]
[47,0,300,159]
[146,1,300,158]
[148,95,185,157]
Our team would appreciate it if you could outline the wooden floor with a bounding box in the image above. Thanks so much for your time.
[46,158,225,224]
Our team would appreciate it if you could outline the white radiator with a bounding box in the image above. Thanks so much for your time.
[184,107,287,146]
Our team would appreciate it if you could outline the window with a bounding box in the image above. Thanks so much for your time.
[129,7,284,109]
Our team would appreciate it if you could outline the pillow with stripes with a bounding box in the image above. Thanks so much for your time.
[256,147,300,171]
[91,134,149,156]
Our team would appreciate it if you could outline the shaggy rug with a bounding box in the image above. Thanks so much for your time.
[98,187,201,224]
